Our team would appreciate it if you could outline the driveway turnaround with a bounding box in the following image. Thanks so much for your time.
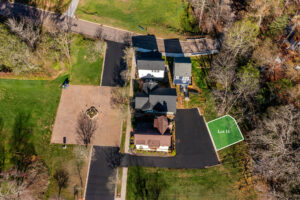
[85,146,118,200]
[121,108,220,168]
[51,85,122,146]
[101,41,126,87]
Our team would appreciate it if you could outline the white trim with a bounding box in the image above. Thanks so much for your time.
[206,115,244,151]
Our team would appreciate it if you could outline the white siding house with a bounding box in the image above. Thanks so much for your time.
[136,57,166,79]
[138,69,165,79]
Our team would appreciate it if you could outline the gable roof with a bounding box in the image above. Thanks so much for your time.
[135,88,177,113]
[154,116,169,134]
[134,134,171,147]
[137,59,166,71]
[174,57,192,77]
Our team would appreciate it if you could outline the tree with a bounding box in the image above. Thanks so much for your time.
[53,169,69,198]
[76,112,97,147]
[122,46,135,68]
[224,19,259,56]
[110,87,129,111]
[9,112,35,174]
[248,105,300,199]
[210,61,259,116]
[5,17,42,50]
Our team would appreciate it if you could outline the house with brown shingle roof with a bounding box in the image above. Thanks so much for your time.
[134,134,171,152]
[133,115,172,152]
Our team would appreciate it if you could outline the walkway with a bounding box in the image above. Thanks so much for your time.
[0,2,220,56]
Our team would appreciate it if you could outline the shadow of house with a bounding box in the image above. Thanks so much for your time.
[163,38,183,57]
[132,35,158,52]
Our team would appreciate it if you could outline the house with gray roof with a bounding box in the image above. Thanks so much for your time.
[173,57,192,86]
[135,87,177,115]
[136,57,166,79]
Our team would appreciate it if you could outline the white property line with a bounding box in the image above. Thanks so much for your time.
[197,108,220,162]
[206,115,244,151]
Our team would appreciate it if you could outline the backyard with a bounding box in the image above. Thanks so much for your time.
[76,0,185,37]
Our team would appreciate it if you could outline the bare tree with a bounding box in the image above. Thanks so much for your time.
[76,112,97,147]
[53,169,69,198]
[110,87,129,111]
[122,46,135,68]
[248,105,300,199]
[6,17,41,50]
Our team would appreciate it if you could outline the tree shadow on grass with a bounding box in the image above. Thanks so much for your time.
[128,166,168,200]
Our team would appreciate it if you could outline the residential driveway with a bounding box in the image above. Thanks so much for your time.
[101,41,126,87]
[85,146,118,200]
[121,108,220,168]
[51,85,122,146]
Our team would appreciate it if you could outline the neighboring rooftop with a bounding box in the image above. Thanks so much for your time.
[134,134,171,148]
[174,57,192,77]
[137,59,166,71]
[135,88,177,114]
[154,116,169,134]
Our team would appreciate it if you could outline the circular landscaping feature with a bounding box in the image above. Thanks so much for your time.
[86,106,99,119]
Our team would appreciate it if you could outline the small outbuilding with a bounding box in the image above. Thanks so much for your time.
[173,57,192,87]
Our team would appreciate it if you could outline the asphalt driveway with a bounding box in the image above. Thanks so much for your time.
[121,108,220,168]
[101,41,126,87]
[85,146,119,200]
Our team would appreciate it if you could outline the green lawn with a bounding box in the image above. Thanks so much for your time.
[0,77,81,199]
[76,0,184,37]
[207,115,244,151]
[70,35,104,85]
[127,145,256,200]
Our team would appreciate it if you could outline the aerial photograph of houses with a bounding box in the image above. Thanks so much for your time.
[0,0,299,200]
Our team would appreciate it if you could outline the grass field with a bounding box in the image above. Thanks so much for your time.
[127,144,256,200]
[76,0,185,37]
[70,35,104,85]
[0,77,89,199]
[207,115,244,151]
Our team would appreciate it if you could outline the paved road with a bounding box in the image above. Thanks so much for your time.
[101,41,126,87]
[121,108,219,168]
[0,2,220,56]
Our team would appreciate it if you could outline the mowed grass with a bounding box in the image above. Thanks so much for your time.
[0,77,85,199]
[127,144,256,200]
[70,35,104,85]
[207,115,244,151]
[76,0,184,37]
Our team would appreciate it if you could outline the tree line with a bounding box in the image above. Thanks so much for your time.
[189,0,299,198]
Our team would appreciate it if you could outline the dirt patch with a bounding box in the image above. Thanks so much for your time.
[51,85,122,146]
